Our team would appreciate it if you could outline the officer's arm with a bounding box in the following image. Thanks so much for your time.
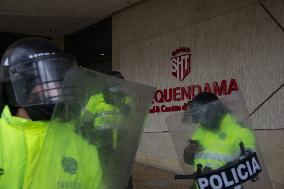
[239,127,256,152]
[183,130,203,165]
[183,144,195,165]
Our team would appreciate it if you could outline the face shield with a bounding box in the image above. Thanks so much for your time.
[183,100,226,128]
[6,54,76,106]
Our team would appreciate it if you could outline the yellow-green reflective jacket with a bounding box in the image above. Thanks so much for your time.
[192,114,256,170]
[0,106,48,189]
[0,106,104,189]
[85,93,124,129]
[84,93,125,149]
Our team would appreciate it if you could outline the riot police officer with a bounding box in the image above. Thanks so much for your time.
[183,92,256,189]
[0,37,104,189]
[78,70,134,189]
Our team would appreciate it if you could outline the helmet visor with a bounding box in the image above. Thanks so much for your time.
[9,54,78,106]
[182,100,224,125]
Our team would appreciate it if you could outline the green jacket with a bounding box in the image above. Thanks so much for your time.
[0,106,104,189]
[84,92,131,150]
[192,114,256,170]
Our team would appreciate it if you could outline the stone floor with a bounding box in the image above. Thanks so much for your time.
[132,163,192,189]
[131,163,284,189]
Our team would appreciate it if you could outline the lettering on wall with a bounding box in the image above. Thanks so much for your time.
[149,79,239,113]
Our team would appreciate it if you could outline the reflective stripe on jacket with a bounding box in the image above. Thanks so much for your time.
[85,93,123,128]
[84,93,124,149]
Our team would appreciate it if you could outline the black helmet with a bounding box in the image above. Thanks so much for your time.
[0,38,76,120]
[183,92,225,127]
[192,92,218,105]
[0,37,76,107]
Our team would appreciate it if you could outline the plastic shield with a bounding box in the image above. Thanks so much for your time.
[30,67,155,189]
[166,91,272,189]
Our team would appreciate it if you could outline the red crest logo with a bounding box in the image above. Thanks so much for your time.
[171,47,191,81]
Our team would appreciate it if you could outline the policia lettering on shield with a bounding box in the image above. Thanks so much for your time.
[177,92,263,189]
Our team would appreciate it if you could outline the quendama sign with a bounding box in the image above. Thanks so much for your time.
[150,79,239,113]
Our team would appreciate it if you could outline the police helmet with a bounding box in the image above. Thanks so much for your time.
[192,92,218,105]
[0,37,76,107]
[183,92,225,127]
[0,38,76,120]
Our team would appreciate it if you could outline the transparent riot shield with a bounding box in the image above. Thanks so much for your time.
[166,91,272,189]
[30,67,155,189]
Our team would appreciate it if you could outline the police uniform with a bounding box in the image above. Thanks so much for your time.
[83,92,132,189]
[84,92,132,150]
[0,106,104,189]
[192,114,256,171]
[0,38,105,189]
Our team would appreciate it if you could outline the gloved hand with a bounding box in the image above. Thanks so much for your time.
[75,111,112,147]
[183,140,203,165]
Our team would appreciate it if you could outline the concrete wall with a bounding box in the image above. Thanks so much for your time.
[113,0,284,188]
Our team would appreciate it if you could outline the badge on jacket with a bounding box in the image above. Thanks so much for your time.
[62,157,78,174]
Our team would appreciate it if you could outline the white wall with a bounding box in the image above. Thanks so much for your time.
[113,0,284,188]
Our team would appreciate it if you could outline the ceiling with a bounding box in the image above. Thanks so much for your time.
[0,0,142,37]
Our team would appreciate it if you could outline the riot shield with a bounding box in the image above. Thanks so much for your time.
[166,91,272,189]
[30,67,155,189]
